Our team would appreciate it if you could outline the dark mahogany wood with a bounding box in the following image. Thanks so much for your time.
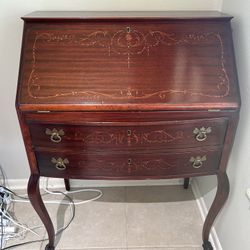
[183,177,190,189]
[17,16,240,112]
[24,110,236,123]
[28,174,55,249]
[28,117,227,151]
[35,146,222,179]
[202,172,230,249]
[64,179,70,191]
[16,12,240,250]
[203,240,213,250]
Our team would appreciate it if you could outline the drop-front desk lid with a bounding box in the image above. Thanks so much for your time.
[17,11,240,112]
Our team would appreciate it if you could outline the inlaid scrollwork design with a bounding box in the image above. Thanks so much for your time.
[87,158,175,174]
[81,129,183,146]
[28,28,230,100]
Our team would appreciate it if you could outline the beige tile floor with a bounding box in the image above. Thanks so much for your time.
[4,185,204,250]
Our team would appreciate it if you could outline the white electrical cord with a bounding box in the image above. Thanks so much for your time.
[1,211,39,237]
[0,177,103,248]
[1,190,73,247]
[3,226,41,241]
[42,178,103,205]
[10,177,103,205]
[2,177,103,244]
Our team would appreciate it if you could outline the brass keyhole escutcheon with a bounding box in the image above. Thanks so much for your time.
[127,129,132,136]
[127,158,133,174]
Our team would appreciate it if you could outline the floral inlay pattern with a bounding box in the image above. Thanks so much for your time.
[81,129,183,146]
[81,158,175,174]
[28,27,230,100]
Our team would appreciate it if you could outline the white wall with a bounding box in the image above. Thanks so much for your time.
[196,0,250,249]
[0,0,220,180]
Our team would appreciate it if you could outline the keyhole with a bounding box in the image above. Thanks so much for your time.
[128,158,132,165]
[127,26,131,33]
[127,129,132,136]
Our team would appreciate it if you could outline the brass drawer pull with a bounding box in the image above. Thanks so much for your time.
[193,127,212,142]
[46,128,65,143]
[51,157,69,170]
[189,155,206,169]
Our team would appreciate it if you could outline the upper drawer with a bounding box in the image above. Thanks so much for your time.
[29,118,227,151]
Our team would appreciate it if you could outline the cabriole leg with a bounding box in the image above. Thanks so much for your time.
[183,178,190,189]
[64,178,70,191]
[202,172,229,250]
[28,174,55,250]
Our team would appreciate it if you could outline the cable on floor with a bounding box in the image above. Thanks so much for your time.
[1,190,76,250]
[0,177,103,249]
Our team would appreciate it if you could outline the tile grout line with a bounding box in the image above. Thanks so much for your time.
[122,186,201,250]
[10,186,203,250]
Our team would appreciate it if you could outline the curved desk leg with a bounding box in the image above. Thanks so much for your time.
[183,178,190,189]
[28,174,55,250]
[202,172,229,250]
[64,178,70,191]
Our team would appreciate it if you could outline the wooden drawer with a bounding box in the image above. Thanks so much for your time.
[29,118,227,151]
[36,146,222,179]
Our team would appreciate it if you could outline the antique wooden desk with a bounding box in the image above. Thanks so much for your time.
[16,11,240,250]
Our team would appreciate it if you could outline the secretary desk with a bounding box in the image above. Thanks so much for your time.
[16,11,240,250]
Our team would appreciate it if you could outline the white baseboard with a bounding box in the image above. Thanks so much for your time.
[5,177,183,190]
[191,179,223,250]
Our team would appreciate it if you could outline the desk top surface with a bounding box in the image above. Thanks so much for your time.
[23,11,232,20]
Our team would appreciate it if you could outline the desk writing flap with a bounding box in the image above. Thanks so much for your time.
[17,19,240,111]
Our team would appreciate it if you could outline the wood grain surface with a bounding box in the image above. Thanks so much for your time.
[17,19,240,111]
[16,12,241,250]
[29,117,227,150]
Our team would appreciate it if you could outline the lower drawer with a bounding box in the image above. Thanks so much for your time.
[36,147,222,179]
